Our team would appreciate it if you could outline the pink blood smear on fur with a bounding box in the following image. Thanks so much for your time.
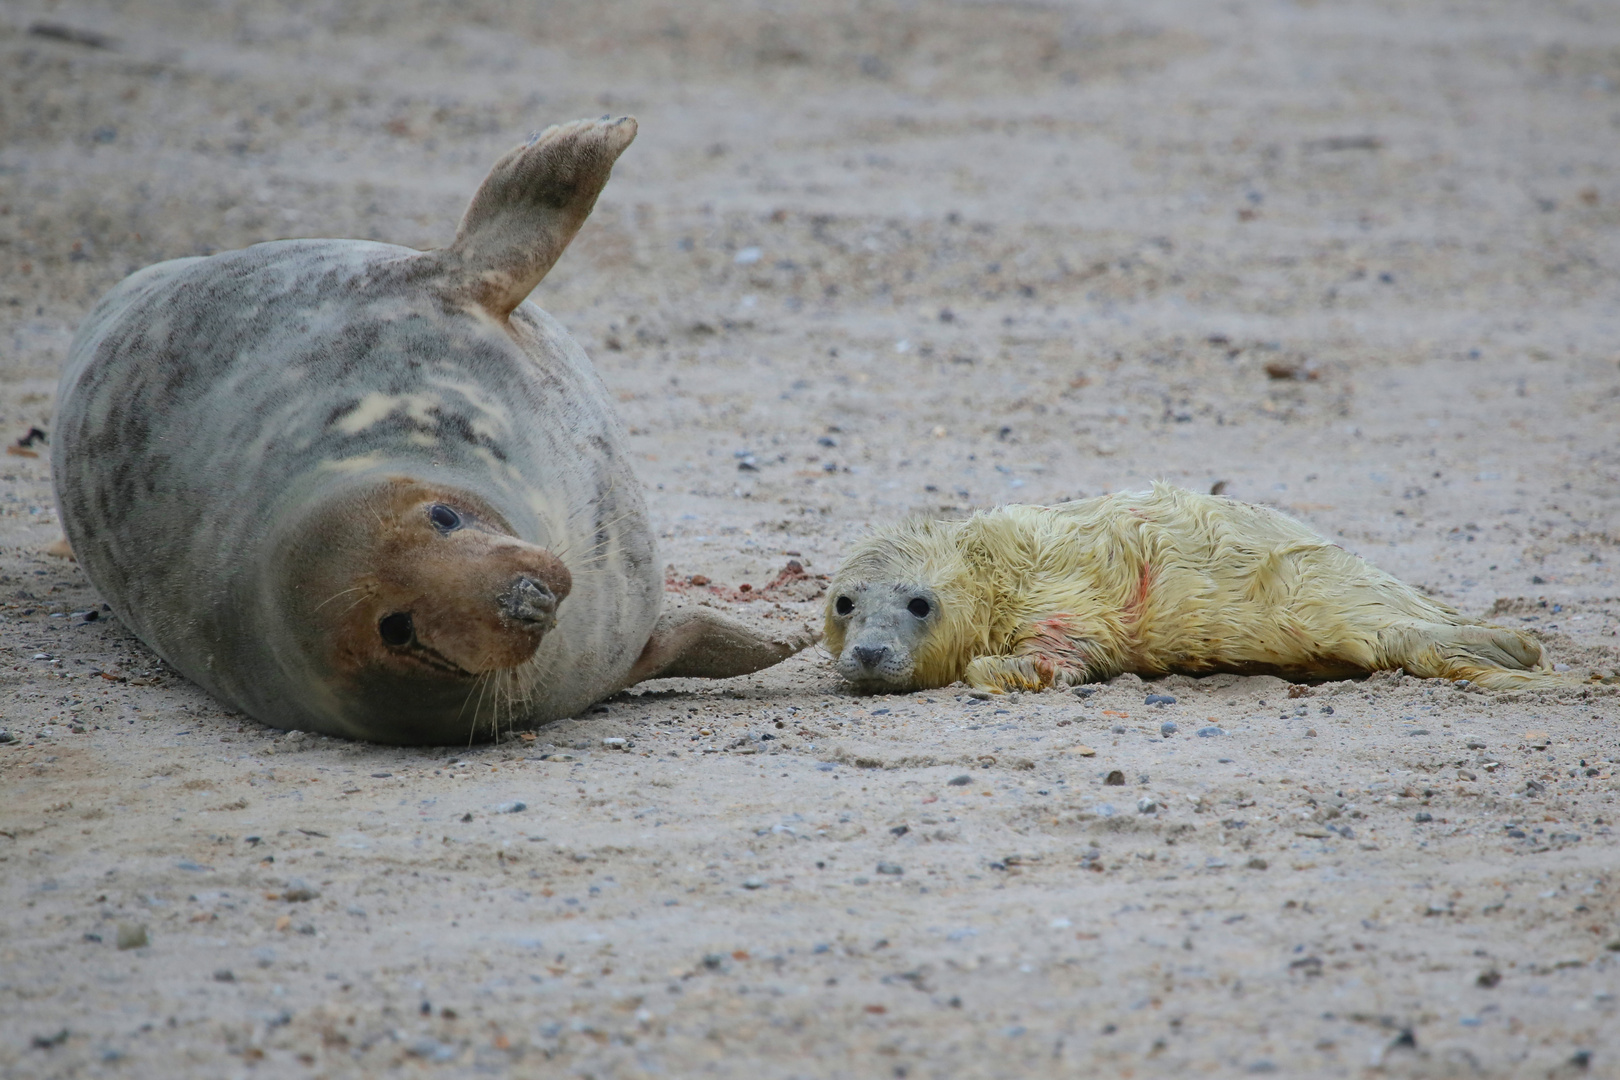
[1124,563,1154,623]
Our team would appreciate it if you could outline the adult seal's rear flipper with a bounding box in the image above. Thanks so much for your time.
[427,115,637,318]
[626,607,820,685]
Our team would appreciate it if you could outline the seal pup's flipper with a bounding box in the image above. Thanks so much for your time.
[431,115,637,318]
[626,607,820,684]
[1373,621,1581,688]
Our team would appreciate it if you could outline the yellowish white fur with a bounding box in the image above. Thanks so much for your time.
[825,483,1567,693]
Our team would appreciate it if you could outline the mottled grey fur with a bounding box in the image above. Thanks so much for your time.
[52,117,813,743]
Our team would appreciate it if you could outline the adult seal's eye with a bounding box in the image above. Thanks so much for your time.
[835,596,854,616]
[378,612,414,646]
[428,504,462,532]
[907,598,931,619]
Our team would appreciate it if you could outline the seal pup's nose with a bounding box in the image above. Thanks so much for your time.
[500,576,560,630]
[850,643,891,671]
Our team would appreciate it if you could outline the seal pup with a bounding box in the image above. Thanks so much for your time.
[825,483,1570,693]
[53,116,814,744]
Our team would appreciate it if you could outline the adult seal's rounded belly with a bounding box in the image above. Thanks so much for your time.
[52,117,814,744]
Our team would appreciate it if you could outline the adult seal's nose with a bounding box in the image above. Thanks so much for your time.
[850,643,891,671]
[500,576,560,630]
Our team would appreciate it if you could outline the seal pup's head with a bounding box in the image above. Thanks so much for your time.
[269,478,572,741]
[824,517,989,692]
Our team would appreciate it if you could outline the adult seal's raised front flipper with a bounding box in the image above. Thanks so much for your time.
[52,117,816,745]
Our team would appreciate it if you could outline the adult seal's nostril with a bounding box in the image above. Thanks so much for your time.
[850,643,891,670]
[500,576,559,627]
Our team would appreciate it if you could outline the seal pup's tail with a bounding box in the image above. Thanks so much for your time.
[430,115,637,318]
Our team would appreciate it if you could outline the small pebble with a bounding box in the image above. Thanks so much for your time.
[1197,726,1224,737]
[1160,721,1178,736]
[1137,796,1159,814]
[213,969,235,982]
[876,862,904,875]
[1245,857,1269,870]
[1111,725,1127,734]
[967,690,992,701]
[1145,694,1176,706]
[496,801,527,814]
[742,876,766,890]
[1104,770,1126,786]
[1415,811,1433,823]
[0,730,12,744]
[947,774,972,786]
[1319,705,1334,715]
[1304,728,1317,738]
[115,923,148,950]
[602,737,628,750]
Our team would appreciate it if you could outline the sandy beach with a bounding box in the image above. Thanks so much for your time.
[2,1,1619,1075]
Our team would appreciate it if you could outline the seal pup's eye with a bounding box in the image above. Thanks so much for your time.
[378,612,415,646]
[907,598,931,619]
[834,596,854,616]
[428,504,462,532]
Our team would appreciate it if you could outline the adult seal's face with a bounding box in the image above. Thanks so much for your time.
[270,478,571,741]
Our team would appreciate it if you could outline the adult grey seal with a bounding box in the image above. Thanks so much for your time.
[52,116,814,744]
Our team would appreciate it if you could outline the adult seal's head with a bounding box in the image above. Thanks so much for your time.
[53,116,820,744]
[271,479,572,724]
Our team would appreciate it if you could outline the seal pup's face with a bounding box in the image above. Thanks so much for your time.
[824,582,940,691]
[824,517,984,693]
[275,478,572,738]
